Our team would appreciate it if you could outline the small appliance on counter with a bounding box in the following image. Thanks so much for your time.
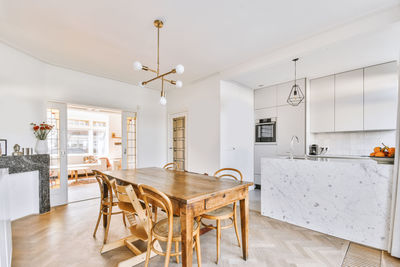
[309,144,328,155]
[255,118,276,143]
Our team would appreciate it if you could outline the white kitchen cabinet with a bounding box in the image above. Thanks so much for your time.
[364,62,398,130]
[334,69,364,131]
[254,86,276,109]
[254,144,277,175]
[276,103,305,155]
[310,75,335,132]
[254,107,277,121]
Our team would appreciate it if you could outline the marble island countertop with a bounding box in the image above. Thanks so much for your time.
[275,154,393,164]
[261,156,393,250]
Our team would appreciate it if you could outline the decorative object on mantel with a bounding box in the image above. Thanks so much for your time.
[31,122,53,154]
[133,19,185,105]
[12,144,23,156]
[287,58,305,106]
[0,139,6,156]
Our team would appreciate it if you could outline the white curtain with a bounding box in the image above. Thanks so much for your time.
[388,59,400,257]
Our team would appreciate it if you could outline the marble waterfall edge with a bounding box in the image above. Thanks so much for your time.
[261,157,392,250]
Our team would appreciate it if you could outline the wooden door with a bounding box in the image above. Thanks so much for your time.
[173,116,186,171]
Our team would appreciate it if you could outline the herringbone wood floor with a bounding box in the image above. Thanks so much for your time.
[11,198,400,267]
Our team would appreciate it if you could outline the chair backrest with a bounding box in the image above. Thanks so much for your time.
[92,170,115,202]
[114,183,149,239]
[163,162,180,170]
[138,184,174,237]
[213,168,243,182]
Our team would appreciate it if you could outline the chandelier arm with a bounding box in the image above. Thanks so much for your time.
[142,69,176,85]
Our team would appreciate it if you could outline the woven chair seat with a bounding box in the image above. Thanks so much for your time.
[203,205,234,218]
[153,217,199,239]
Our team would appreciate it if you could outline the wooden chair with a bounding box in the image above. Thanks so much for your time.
[92,170,126,244]
[138,184,202,267]
[100,183,160,267]
[200,168,242,263]
[162,162,180,170]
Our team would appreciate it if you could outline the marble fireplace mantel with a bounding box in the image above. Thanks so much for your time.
[0,155,50,214]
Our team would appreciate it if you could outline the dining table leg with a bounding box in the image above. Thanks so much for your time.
[240,192,249,260]
[180,204,194,267]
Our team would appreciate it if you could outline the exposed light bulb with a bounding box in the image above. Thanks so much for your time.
[138,82,144,87]
[175,64,184,74]
[133,61,142,71]
[175,80,183,88]
[160,96,167,105]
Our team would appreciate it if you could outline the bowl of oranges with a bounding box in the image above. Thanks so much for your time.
[369,143,395,164]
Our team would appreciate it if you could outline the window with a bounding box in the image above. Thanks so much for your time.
[67,130,89,154]
[67,119,107,155]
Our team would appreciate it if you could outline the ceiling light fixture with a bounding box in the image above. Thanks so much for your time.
[287,58,304,106]
[133,19,184,105]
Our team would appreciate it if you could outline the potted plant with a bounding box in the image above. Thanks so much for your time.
[31,122,53,154]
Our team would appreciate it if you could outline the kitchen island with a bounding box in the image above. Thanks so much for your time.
[261,156,393,250]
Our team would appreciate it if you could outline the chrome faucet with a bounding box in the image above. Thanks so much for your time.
[289,135,299,159]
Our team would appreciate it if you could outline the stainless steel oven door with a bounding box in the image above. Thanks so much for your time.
[255,122,276,142]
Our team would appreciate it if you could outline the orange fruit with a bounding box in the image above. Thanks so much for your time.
[388,153,394,158]
[388,147,395,154]
[370,152,375,156]
[375,152,385,157]
[374,147,381,153]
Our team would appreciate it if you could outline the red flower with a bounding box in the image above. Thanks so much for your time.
[40,127,45,130]
[33,126,39,131]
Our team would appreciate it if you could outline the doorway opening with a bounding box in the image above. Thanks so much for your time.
[47,103,137,204]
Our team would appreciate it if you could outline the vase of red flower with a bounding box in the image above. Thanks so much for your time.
[31,122,53,154]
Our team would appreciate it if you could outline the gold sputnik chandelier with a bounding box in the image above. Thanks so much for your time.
[133,19,184,105]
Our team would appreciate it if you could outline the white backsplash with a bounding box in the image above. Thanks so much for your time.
[309,130,396,156]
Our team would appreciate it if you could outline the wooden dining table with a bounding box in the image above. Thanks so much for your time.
[102,167,253,267]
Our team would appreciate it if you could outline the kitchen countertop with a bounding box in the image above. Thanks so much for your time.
[276,154,393,164]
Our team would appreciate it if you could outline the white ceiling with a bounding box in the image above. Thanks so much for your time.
[0,0,399,89]
[233,23,400,89]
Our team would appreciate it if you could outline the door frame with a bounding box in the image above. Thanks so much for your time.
[47,101,68,206]
[167,111,188,170]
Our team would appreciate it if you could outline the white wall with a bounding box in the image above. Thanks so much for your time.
[167,75,221,175]
[220,80,254,182]
[0,42,166,168]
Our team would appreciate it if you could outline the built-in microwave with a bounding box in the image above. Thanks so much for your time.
[255,118,276,143]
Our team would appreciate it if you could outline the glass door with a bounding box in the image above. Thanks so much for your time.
[47,102,68,206]
[122,111,136,169]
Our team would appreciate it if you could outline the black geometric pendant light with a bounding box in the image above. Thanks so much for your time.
[287,58,304,106]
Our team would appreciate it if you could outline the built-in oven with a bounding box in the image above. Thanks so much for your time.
[255,118,276,143]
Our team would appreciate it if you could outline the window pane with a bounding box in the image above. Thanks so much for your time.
[67,130,89,154]
[93,130,106,155]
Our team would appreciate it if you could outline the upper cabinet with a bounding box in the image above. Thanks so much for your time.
[334,69,364,132]
[364,62,398,130]
[310,62,398,133]
[310,75,335,133]
[254,86,276,109]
